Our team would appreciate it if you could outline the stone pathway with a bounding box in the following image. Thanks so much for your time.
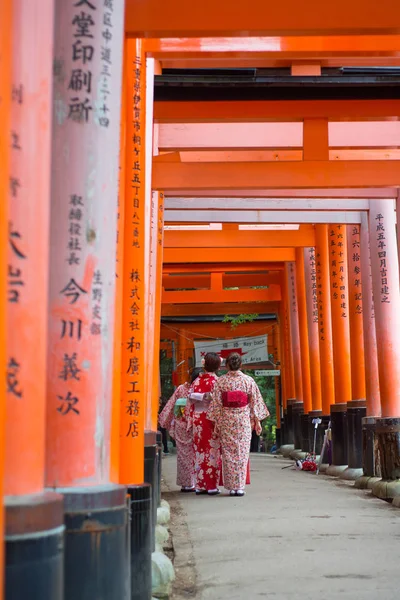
[162,453,400,600]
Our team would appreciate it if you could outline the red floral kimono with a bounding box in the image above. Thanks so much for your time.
[187,372,221,492]
[208,371,269,491]
[159,383,195,488]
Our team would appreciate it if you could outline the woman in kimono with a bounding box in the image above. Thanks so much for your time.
[208,352,269,497]
[187,352,222,496]
[159,368,202,492]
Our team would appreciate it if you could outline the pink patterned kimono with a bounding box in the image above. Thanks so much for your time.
[159,383,195,488]
[208,371,269,491]
[187,372,221,491]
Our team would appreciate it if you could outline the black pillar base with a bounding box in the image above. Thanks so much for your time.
[275,428,281,450]
[292,401,304,450]
[285,399,297,445]
[144,431,158,551]
[300,413,310,453]
[127,484,152,600]
[5,491,64,600]
[370,417,400,500]
[281,412,287,445]
[340,400,366,480]
[355,416,382,489]
[326,403,348,476]
[63,484,128,600]
[156,431,163,507]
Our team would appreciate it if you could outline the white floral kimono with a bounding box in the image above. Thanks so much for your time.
[207,371,269,490]
[159,383,195,488]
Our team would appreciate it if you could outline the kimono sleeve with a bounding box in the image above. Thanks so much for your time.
[249,379,270,421]
[159,386,181,430]
[206,379,223,425]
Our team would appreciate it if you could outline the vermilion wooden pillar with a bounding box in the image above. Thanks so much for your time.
[4,1,64,597]
[119,38,146,485]
[315,225,335,467]
[342,225,367,480]
[177,330,191,386]
[368,199,400,500]
[346,225,366,400]
[285,262,303,402]
[286,262,304,452]
[355,212,382,490]
[0,1,12,596]
[281,273,295,403]
[295,248,312,415]
[359,214,381,418]
[47,3,127,598]
[303,247,322,412]
[327,224,352,475]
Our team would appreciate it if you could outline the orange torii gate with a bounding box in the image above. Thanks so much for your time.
[2,0,400,598]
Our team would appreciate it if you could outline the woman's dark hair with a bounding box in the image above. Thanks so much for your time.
[190,367,203,383]
[204,352,221,373]
[226,352,242,371]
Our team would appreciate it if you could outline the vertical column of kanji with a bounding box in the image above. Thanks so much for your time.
[47,2,127,598]
[359,213,381,418]
[303,245,325,460]
[285,262,304,454]
[368,200,400,502]
[119,38,146,486]
[356,212,381,490]
[347,225,366,400]
[315,225,335,416]
[295,248,312,415]
[326,224,351,476]
[4,1,65,598]
[177,331,190,386]
[341,224,367,481]
[303,247,322,412]
[0,1,12,596]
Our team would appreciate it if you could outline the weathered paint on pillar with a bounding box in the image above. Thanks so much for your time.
[119,38,146,484]
[315,225,335,415]
[369,199,400,418]
[303,247,322,412]
[47,0,125,486]
[347,225,366,400]
[295,248,312,413]
[328,224,352,404]
[281,271,295,404]
[6,0,54,496]
[0,0,12,592]
[151,192,165,430]
[110,75,126,483]
[286,262,303,401]
[360,213,381,417]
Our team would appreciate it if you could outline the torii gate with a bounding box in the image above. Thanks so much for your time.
[2,1,400,599]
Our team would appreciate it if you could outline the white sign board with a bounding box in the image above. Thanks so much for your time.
[255,370,281,377]
[194,334,268,367]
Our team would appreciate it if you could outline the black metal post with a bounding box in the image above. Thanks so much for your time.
[127,484,152,600]
[63,484,128,600]
[5,492,64,600]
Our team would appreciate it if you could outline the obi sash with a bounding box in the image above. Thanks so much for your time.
[189,392,212,414]
[222,390,249,409]
[174,397,187,418]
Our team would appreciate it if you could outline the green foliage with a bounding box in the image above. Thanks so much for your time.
[242,370,277,450]
[160,349,174,401]
[222,313,259,330]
